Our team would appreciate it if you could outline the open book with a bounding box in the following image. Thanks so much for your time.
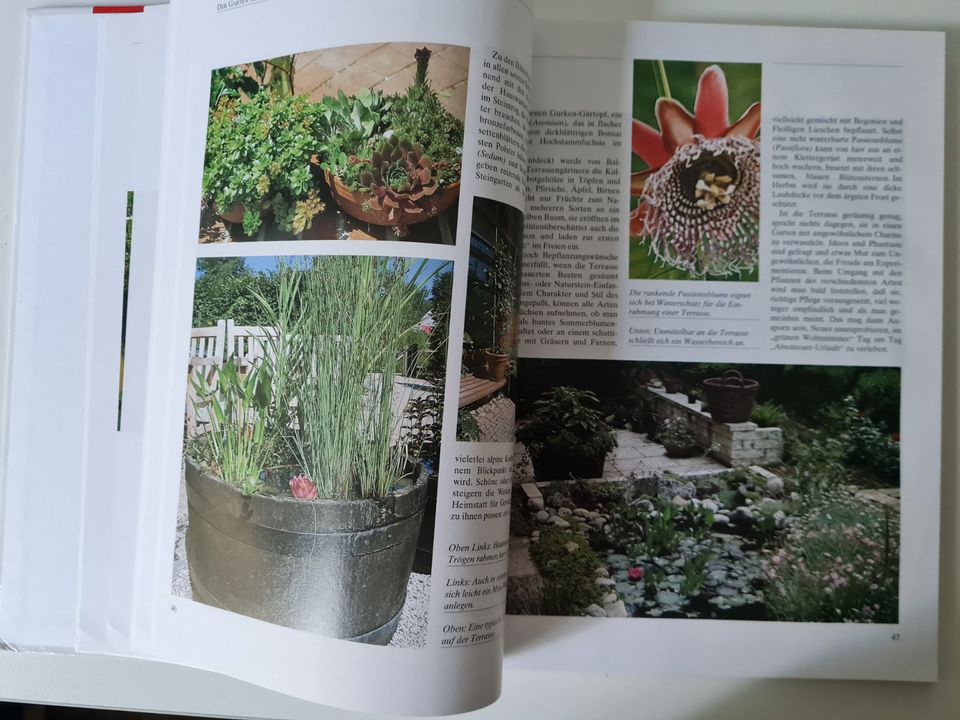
[0,1,944,715]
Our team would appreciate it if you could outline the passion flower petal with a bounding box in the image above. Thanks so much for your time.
[632,119,672,170]
[655,97,695,153]
[725,102,762,140]
[692,65,730,138]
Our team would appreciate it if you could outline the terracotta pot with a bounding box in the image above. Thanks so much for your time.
[485,350,510,382]
[324,170,460,228]
[216,202,248,224]
[185,457,427,644]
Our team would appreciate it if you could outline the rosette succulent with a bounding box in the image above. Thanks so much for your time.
[359,137,439,223]
[289,474,318,500]
[630,64,761,279]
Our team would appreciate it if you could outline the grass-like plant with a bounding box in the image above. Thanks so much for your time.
[256,256,442,499]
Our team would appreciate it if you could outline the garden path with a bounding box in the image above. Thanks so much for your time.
[514,428,728,484]
[293,43,470,121]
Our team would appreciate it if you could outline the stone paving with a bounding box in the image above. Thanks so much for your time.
[513,428,727,484]
[293,43,469,121]
[470,394,516,443]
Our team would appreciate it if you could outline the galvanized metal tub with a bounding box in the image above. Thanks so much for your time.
[184,457,427,644]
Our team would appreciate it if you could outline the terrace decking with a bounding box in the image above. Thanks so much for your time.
[458,373,506,409]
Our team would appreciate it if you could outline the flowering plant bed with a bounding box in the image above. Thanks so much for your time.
[510,467,900,622]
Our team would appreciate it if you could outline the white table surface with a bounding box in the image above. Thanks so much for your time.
[1,0,958,718]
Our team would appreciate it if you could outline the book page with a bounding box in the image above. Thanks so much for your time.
[132,0,532,715]
[0,6,170,654]
[505,19,942,681]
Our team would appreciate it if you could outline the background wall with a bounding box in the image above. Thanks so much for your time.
[0,1,956,718]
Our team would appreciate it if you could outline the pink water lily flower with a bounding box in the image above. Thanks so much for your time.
[631,65,761,278]
[628,566,645,582]
[289,474,318,500]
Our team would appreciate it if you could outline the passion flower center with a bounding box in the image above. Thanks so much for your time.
[678,153,738,211]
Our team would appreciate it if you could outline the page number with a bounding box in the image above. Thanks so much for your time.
[891,633,900,641]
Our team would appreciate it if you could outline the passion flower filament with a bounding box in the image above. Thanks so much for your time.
[637,135,760,278]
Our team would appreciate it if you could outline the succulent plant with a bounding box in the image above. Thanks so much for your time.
[289,474,318,500]
[359,137,439,223]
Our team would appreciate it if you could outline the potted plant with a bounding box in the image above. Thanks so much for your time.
[316,47,463,235]
[703,369,759,423]
[484,234,519,382]
[516,387,617,480]
[202,91,327,237]
[656,416,703,458]
[185,256,444,644]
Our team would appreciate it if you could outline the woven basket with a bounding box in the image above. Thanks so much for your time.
[702,370,759,423]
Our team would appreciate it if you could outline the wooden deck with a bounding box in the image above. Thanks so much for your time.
[458,373,506,409]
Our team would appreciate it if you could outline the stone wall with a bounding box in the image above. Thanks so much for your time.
[645,388,782,467]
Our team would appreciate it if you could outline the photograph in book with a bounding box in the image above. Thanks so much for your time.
[456,197,524,441]
[199,43,469,244]
[508,359,900,622]
[175,254,453,647]
[629,61,761,281]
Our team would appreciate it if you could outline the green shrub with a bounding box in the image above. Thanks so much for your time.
[456,409,482,441]
[751,402,787,428]
[203,92,326,235]
[530,527,603,614]
[840,396,900,486]
[516,387,617,464]
[790,434,848,497]
[854,369,900,432]
[604,503,646,553]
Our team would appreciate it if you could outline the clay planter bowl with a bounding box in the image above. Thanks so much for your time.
[324,170,460,228]
[216,202,246,224]
[185,457,427,644]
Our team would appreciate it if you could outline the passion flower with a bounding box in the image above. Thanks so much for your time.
[631,65,761,279]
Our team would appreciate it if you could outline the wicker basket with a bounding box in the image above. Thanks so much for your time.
[702,370,759,423]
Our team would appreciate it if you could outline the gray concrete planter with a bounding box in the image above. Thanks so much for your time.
[184,457,427,644]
